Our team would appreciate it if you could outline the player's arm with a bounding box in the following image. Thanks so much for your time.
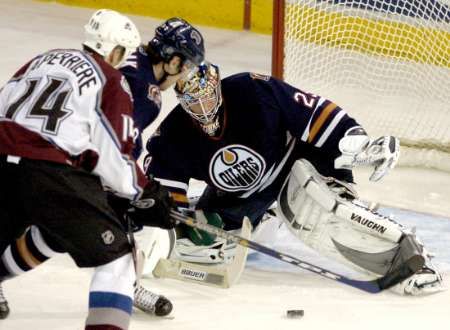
[95,74,175,229]
[262,77,399,181]
[115,126,192,230]
[92,74,147,199]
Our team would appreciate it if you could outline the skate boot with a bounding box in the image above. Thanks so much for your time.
[391,260,445,295]
[0,282,9,319]
[133,285,173,316]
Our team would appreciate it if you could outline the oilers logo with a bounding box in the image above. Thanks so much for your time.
[209,145,266,192]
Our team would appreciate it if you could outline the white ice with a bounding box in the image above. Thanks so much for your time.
[1,1,449,330]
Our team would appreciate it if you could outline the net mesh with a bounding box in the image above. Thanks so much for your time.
[282,0,450,170]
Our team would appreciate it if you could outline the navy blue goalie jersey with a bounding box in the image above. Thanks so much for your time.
[145,72,360,208]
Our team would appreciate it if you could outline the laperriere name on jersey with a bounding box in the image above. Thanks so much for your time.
[29,50,98,95]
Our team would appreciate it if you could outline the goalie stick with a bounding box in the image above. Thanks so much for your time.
[170,210,421,294]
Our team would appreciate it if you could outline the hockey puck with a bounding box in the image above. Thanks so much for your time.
[286,309,304,318]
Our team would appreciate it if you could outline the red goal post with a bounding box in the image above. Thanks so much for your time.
[272,0,285,79]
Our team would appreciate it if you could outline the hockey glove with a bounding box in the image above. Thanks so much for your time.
[127,180,176,229]
[334,127,400,181]
[186,210,224,246]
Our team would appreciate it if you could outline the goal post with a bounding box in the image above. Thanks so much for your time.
[272,0,285,78]
[272,0,450,171]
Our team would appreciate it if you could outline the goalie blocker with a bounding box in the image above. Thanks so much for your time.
[277,159,426,287]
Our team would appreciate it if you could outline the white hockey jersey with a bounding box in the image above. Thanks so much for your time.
[0,49,146,200]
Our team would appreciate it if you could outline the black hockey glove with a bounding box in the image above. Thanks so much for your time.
[127,180,176,230]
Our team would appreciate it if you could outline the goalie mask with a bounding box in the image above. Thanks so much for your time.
[175,62,222,135]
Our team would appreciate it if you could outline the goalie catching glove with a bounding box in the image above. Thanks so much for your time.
[334,127,400,181]
[127,180,176,229]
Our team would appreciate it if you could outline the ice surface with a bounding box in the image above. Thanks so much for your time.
[1,1,449,329]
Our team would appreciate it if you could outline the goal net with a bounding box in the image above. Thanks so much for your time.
[272,0,450,171]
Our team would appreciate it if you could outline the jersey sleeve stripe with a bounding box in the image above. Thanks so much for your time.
[300,97,326,142]
[314,109,346,147]
[307,102,337,143]
[155,178,190,208]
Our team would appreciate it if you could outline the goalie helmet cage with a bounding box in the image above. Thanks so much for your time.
[271,0,450,172]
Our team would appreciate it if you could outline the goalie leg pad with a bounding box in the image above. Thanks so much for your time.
[277,159,424,277]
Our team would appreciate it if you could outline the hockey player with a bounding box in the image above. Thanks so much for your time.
[120,17,205,158]
[144,62,444,295]
[0,17,205,319]
[0,9,175,328]
[0,16,205,319]
[117,17,205,313]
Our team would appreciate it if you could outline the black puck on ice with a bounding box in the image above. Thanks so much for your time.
[286,309,304,318]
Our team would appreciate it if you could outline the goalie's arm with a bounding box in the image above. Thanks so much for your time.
[257,77,399,181]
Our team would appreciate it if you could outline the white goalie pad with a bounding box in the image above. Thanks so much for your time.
[277,159,409,276]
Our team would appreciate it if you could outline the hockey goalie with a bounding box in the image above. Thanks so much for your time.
[140,62,444,295]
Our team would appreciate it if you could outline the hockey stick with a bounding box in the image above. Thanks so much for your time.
[170,210,416,294]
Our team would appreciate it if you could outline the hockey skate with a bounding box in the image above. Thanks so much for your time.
[133,285,173,316]
[390,256,445,295]
[0,281,9,319]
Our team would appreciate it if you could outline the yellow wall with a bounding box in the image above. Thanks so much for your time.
[251,0,273,34]
[38,1,449,67]
[39,0,273,34]
[287,3,450,68]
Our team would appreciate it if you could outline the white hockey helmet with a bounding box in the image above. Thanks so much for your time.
[175,62,222,135]
[83,9,141,66]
